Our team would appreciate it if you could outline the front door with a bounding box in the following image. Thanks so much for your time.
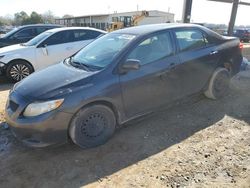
[11,28,36,44]
[35,30,97,70]
[119,31,180,118]
[35,30,76,70]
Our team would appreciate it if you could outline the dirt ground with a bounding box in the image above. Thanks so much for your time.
[0,53,250,188]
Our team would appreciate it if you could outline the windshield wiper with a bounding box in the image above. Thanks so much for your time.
[69,57,102,71]
[69,57,90,71]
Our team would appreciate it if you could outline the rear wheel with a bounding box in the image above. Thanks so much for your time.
[204,68,230,100]
[69,105,116,149]
[6,60,33,82]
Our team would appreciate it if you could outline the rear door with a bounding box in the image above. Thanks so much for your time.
[172,28,220,98]
[35,27,51,36]
[119,31,180,118]
[68,29,103,54]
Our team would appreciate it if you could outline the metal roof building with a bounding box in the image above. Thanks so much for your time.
[55,10,175,31]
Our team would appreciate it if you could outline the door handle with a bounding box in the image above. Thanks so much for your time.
[210,50,218,55]
[156,62,176,77]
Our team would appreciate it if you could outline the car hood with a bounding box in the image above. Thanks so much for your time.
[0,44,31,55]
[14,62,97,100]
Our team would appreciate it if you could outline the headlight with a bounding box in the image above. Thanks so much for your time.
[0,62,5,67]
[23,99,64,117]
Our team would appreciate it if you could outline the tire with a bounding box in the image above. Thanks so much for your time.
[69,105,116,149]
[6,60,34,82]
[204,68,230,100]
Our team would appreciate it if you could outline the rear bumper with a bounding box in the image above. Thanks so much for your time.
[5,91,73,147]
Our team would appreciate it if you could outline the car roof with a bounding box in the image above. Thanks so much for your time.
[18,24,62,28]
[45,27,107,34]
[236,28,250,31]
[112,23,209,35]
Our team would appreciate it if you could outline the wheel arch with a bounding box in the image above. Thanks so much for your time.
[7,58,34,72]
[82,100,121,125]
[68,99,121,132]
[67,99,121,144]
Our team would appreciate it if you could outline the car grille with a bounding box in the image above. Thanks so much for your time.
[9,100,19,112]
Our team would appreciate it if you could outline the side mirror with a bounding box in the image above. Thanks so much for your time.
[120,59,140,73]
[41,44,48,56]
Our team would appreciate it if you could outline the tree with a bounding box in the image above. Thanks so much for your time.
[13,11,43,25]
[25,11,43,24]
[62,14,73,18]
[13,11,29,25]
[42,10,58,24]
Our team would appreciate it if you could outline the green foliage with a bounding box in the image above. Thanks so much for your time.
[0,16,13,26]
[13,11,43,25]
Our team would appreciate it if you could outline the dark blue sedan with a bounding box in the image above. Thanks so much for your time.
[5,24,243,148]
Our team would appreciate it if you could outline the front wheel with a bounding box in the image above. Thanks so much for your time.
[6,60,33,82]
[69,105,116,149]
[204,68,230,100]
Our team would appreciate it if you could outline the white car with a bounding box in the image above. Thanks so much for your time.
[0,27,106,82]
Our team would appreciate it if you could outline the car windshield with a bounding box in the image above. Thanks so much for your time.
[71,33,136,69]
[24,31,51,46]
[2,27,19,38]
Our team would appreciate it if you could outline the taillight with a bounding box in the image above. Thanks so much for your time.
[239,42,243,51]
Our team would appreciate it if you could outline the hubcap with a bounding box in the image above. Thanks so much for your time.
[10,64,30,81]
[81,113,106,138]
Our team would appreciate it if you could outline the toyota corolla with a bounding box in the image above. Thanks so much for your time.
[5,24,242,148]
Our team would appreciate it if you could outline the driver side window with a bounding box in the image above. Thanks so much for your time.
[14,28,35,39]
[41,31,72,46]
[127,32,173,66]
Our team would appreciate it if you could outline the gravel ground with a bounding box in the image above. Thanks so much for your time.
[0,71,250,188]
[0,49,250,187]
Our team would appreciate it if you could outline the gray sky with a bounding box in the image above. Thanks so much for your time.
[1,0,250,25]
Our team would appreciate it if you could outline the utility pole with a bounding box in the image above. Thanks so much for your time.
[228,0,239,35]
[182,0,193,23]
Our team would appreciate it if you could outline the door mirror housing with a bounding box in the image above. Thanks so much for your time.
[120,59,140,74]
[41,44,48,56]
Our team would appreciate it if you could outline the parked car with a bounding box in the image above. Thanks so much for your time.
[234,29,250,42]
[5,24,242,148]
[0,24,62,48]
[240,57,250,71]
[0,27,106,81]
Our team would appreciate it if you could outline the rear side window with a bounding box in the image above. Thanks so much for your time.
[175,30,207,52]
[128,32,173,65]
[36,27,49,35]
[72,30,102,42]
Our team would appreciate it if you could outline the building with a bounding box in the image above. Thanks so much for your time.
[55,10,175,31]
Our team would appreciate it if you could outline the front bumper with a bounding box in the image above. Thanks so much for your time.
[0,62,6,75]
[5,91,73,147]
